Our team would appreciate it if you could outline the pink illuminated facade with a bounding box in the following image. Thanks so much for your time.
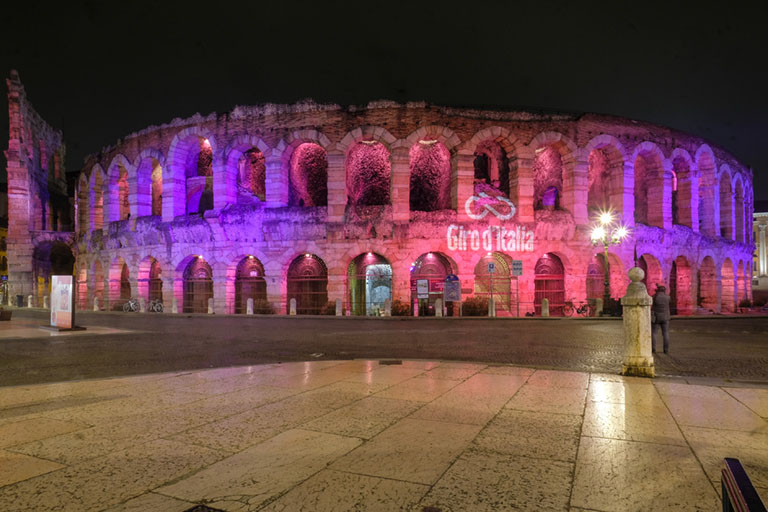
[73,101,755,316]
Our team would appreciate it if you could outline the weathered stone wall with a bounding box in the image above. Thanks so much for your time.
[75,101,754,315]
[5,71,72,304]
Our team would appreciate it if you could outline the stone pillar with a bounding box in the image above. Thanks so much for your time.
[509,148,534,223]
[207,297,214,314]
[172,297,178,314]
[27,295,33,308]
[246,298,254,315]
[676,170,699,231]
[264,155,287,207]
[43,295,49,309]
[335,298,342,316]
[384,298,391,317]
[615,161,635,228]
[162,168,185,222]
[541,298,549,317]
[265,265,284,314]
[391,147,410,222]
[212,265,226,315]
[566,152,589,225]
[594,297,603,316]
[289,298,297,316]
[453,152,475,222]
[326,272,346,312]
[621,267,654,378]
[93,297,99,311]
[138,297,145,313]
[647,170,672,229]
[326,150,346,223]
[435,298,443,317]
[759,225,767,276]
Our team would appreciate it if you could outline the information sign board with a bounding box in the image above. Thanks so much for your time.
[416,279,429,299]
[512,260,523,276]
[488,262,496,274]
[51,275,73,329]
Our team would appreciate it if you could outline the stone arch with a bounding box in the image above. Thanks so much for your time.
[721,258,735,313]
[133,148,165,218]
[697,256,717,312]
[585,135,627,217]
[286,253,328,314]
[718,165,734,240]
[463,127,519,199]
[586,250,627,301]
[166,127,218,219]
[736,260,747,304]
[336,126,397,155]
[400,125,462,153]
[631,142,667,228]
[638,253,664,294]
[409,140,452,212]
[279,130,332,208]
[410,251,456,316]
[670,148,696,229]
[733,173,745,243]
[345,140,392,207]
[347,252,393,316]
[220,134,271,207]
[473,252,513,314]
[77,173,89,234]
[669,255,693,315]
[534,252,566,316]
[528,132,578,213]
[137,255,163,303]
[226,254,268,314]
[106,154,133,222]
[695,144,718,236]
[108,256,131,307]
[88,164,106,230]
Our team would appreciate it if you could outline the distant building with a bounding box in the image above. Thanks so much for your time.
[753,200,768,298]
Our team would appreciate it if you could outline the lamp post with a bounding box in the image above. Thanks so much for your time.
[590,210,630,314]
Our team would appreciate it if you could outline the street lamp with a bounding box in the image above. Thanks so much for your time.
[590,209,630,314]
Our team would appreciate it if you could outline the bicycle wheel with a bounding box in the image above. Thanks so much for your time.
[563,304,574,317]
[123,302,130,312]
[154,302,163,313]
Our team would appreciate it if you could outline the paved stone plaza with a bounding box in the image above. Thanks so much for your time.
[0,358,767,511]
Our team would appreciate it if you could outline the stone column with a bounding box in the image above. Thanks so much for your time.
[647,171,672,230]
[326,150,346,223]
[615,161,635,228]
[565,152,589,225]
[676,170,699,232]
[326,271,346,312]
[453,152,475,222]
[759,225,767,276]
[391,147,410,222]
[212,264,227,314]
[509,149,534,223]
[264,155,287,207]
[621,267,654,378]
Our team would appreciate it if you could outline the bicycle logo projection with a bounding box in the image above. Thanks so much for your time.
[447,195,534,253]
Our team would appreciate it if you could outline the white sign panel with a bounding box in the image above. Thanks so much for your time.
[51,275,74,329]
[512,260,523,276]
[488,262,496,274]
[416,279,430,299]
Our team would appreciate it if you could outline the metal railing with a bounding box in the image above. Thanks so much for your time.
[722,458,766,512]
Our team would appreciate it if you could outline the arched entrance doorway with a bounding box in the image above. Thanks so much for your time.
[348,253,392,316]
[411,252,453,316]
[474,253,512,314]
[638,254,663,294]
[721,259,735,313]
[120,264,131,302]
[697,256,717,312]
[183,257,213,313]
[235,256,267,314]
[33,242,75,307]
[670,256,693,315]
[534,253,565,316]
[286,254,328,314]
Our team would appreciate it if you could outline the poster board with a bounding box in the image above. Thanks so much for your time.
[51,275,74,329]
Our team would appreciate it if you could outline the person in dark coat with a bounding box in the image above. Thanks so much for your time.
[651,284,671,353]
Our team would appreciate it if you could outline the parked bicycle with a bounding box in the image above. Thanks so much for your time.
[122,298,139,312]
[562,299,595,317]
[148,298,164,313]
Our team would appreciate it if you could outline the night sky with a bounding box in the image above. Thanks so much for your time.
[1,1,766,201]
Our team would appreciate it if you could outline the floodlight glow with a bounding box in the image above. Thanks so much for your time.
[615,225,628,240]
[599,211,613,225]
[591,226,606,241]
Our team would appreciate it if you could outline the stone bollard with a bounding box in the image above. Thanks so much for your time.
[488,297,496,317]
[289,298,297,316]
[43,295,49,309]
[139,298,146,313]
[247,298,254,315]
[172,298,178,314]
[207,298,214,314]
[335,299,342,316]
[93,297,100,311]
[621,267,655,378]
[594,298,603,317]
[435,298,443,317]
[384,298,391,317]
[27,295,34,308]
[541,298,549,317]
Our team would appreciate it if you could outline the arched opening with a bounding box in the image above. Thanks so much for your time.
[184,137,214,215]
[120,263,131,302]
[151,161,163,216]
[634,151,664,226]
[287,254,328,314]
[586,254,606,300]
[587,148,612,214]
[118,164,129,220]
[77,267,88,310]
[347,253,392,316]
[410,141,451,212]
[638,254,663,295]
[737,261,747,303]
[77,176,89,233]
[474,253,512,314]
[33,242,75,307]
[136,157,163,217]
[534,253,565,316]
[697,256,717,312]
[734,179,744,243]
[93,260,105,309]
[91,171,104,230]
[139,257,163,303]
[473,140,510,197]
[346,141,391,206]
[235,256,267,314]
[719,172,733,239]
[289,143,327,207]
[672,156,694,227]
[669,256,693,315]
[697,151,717,236]
[183,257,213,313]
[410,252,453,316]
[237,148,266,202]
[721,258,735,313]
[533,146,563,211]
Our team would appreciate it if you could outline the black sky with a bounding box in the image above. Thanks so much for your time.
[2,1,766,200]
